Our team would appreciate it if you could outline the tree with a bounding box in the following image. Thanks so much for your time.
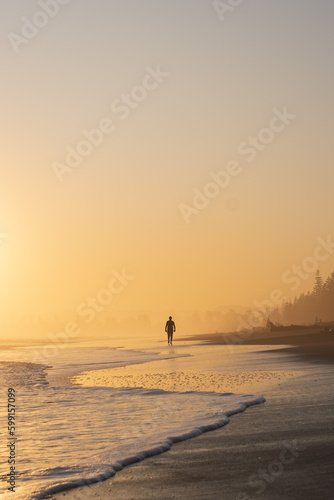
[313,269,323,297]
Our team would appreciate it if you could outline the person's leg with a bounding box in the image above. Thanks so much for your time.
[167,332,171,344]
[170,332,173,344]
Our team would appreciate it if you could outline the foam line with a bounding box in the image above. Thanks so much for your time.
[36,395,265,499]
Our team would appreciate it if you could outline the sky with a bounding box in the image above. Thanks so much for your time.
[1,0,334,332]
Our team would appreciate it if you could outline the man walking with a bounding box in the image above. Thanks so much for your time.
[165,316,176,345]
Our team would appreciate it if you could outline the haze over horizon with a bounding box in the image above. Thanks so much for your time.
[1,1,334,337]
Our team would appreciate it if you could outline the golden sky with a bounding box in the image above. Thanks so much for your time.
[1,1,334,330]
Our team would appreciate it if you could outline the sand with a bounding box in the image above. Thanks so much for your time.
[50,332,334,500]
[71,353,296,395]
[182,328,334,363]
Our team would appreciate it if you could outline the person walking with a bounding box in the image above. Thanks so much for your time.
[165,316,176,345]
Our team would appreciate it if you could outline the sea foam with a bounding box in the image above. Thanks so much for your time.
[0,344,265,500]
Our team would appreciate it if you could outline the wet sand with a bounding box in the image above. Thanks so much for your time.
[182,328,334,363]
[51,335,334,500]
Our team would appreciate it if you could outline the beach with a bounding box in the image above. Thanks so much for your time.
[182,328,334,363]
[3,2,334,499]
[0,339,266,499]
[1,331,333,499]
[50,329,334,500]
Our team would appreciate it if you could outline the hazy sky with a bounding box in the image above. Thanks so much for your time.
[1,0,334,320]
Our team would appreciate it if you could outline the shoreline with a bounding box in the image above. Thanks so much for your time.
[179,328,334,364]
[50,348,334,500]
[50,334,334,500]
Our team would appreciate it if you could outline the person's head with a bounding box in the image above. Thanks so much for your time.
[169,316,172,320]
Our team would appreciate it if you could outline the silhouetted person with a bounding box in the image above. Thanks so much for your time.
[165,316,176,345]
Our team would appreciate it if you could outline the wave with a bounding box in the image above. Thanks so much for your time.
[1,389,264,500]
[0,344,266,500]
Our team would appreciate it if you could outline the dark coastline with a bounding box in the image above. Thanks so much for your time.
[179,328,334,364]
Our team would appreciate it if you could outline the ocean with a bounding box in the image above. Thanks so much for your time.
[0,337,266,499]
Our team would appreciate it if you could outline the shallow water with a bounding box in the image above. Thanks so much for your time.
[0,340,267,499]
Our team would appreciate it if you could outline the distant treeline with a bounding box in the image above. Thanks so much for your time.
[271,269,334,325]
[202,270,334,332]
[2,271,333,339]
